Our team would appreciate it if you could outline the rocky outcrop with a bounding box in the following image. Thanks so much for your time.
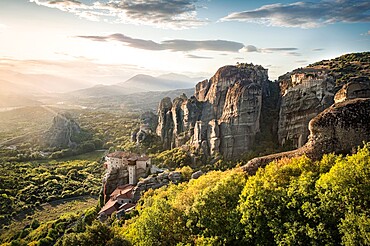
[103,167,129,201]
[243,98,370,175]
[156,97,175,149]
[43,112,81,148]
[277,70,335,148]
[157,63,274,159]
[132,171,182,202]
[334,82,370,103]
[131,111,158,144]
[156,52,369,160]
[191,170,203,179]
[277,52,370,149]
[157,94,202,149]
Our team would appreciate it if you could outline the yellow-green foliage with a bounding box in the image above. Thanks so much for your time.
[123,169,247,245]
[153,147,192,168]
[239,144,370,245]
[119,144,370,245]
[9,144,369,245]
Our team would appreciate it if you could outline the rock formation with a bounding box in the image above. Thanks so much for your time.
[132,111,158,144]
[155,52,370,160]
[156,63,275,159]
[277,52,370,149]
[103,166,129,200]
[44,112,81,148]
[156,97,175,149]
[132,171,182,202]
[334,82,370,103]
[243,98,370,175]
[277,69,335,148]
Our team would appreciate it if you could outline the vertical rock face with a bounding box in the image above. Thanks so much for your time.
[156,63,272,159]
[156,97,174,149]
[277,52,370,149]
[243,98,370,176]
[156,52,370,160]
[157,94,202,149]
[277,70,335,148]
[194,64,270,159]
[44,112,81,148]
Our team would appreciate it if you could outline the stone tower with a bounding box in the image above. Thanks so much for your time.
[128,160,137,185]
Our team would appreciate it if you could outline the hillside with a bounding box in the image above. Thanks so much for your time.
[117,73,198,92]
[60,87,195,113]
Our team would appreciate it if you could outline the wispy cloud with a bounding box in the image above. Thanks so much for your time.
[30,0,206,29]
[240,45,298,53]
[185,54,212,59]
[221,0,370,28]
[77,33,300,57]
[361,30,370,36]
[77,33,245,52]
[287,51,302,56]
[312,48,324,51]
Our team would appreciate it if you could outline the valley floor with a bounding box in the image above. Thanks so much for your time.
[0,196,98,243]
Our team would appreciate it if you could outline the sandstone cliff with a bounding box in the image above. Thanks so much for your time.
[243,97,370,175]
[277,69,335,148]
[278,52,370,149]
[155,52,369,161]
[156,63,276,159]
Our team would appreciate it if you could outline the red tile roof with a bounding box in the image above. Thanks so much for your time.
[110,184,134,199]
[99,199,120,215]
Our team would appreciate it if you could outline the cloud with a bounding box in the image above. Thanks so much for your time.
[30,0,206,29]
[162,39,244,52]
[77,33,245,52]
[361,30,370,36]
[185,54,212,59]
[242,45,259,52]
[240,45,298,53]
[78,34,164,50]
[312,48,324,51]
[221,0,370,28]
[77,33,299,56]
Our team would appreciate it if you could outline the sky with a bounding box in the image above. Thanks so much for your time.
[0,0,369,86]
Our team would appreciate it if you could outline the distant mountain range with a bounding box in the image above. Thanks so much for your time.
[68,73,202,98]
[0,71,202,107]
